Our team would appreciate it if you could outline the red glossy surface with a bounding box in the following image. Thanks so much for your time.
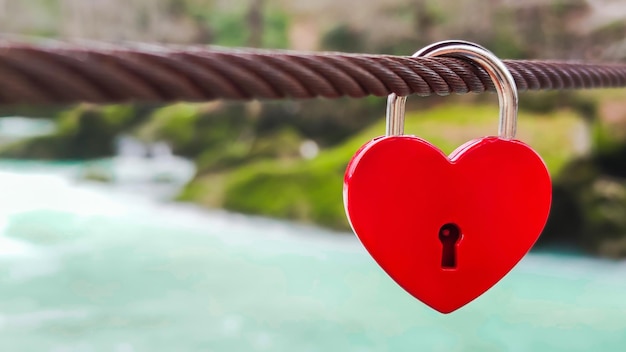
[343,136,552,313]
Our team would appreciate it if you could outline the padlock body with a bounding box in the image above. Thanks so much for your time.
[343,135,551,313]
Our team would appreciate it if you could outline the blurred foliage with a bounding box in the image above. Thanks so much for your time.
[256,97,386,146]
[2,0,624,59]
[210,6,289,48]
[223,161,344,227]
[135,103,250,156]
[321,25,367,53]
[182,104,584,229]
[3,0,626,256]
[0,104,153,159]
[520,91,597,121]
[551,0,589,15]
[543,114,626,256]
[486,10,530,59]
[135,102,300,173]
[160,0,289,47]
[209,12,250,47]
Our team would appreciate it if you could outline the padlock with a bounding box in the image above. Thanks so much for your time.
[343,40,552,314]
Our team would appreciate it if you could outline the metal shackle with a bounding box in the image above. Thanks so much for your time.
[386,40,518,140]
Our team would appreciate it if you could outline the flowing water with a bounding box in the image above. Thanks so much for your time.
[0,118,623,352]
[0,159,624,352]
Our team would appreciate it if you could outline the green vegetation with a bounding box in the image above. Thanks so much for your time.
[0,104,149,159]
[545,116,626,257]
[3,0,626,258]
[321,25,367,53]
[181,104,585,230]
[5,91,626,258]
[135,102,250,157]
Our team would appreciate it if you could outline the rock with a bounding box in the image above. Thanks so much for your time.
[0,103,149,160]
[578,177,626,252]
[547,151,626,257]
[80,165,114,183]
[135,102,250,158]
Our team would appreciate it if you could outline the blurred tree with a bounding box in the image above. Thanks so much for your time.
[320,24,366,53]
[247,0,264,47]
[413,0,437,45]
[587,20,626,60]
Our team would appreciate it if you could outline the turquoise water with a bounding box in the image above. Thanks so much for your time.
[0,162,625,351]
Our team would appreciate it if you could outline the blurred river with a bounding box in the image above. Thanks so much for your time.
[0,119,624,351]
[0,160,624,352]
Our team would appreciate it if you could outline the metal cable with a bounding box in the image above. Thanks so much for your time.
[0,43,625,105]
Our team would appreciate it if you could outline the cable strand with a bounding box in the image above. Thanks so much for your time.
[0,43,625,105]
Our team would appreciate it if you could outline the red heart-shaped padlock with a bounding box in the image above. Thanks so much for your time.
[343,136,551,313]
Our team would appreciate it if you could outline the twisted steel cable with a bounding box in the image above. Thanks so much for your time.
[0,42,625,105]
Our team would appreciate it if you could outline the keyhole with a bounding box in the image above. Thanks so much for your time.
[438,223,461,269]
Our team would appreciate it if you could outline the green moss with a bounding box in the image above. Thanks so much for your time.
[177,173,228,208]
[223,162,347,228]
[195,127,303,172]
[0,103,147,160]
[137,103,200,148]
[184,103,585,230]
[136,102,250,157]
[314,103,583,175]
[0,135,70,160]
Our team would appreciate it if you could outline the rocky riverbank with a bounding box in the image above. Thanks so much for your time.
[4,93,626,257]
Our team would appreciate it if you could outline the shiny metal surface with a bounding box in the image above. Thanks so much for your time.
[386,40,518,139]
